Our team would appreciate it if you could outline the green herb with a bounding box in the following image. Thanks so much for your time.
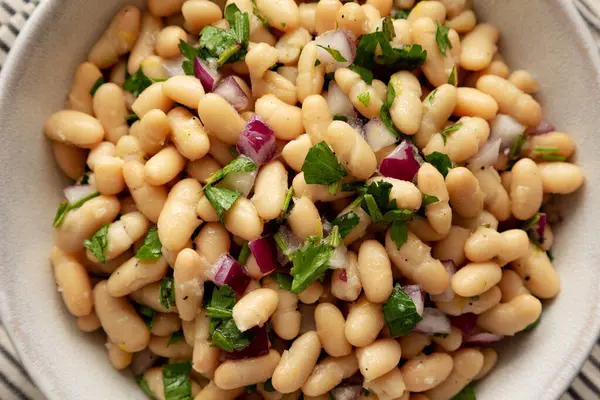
[53,192,100,228]
[433,333,450,338]
[425,152,453,177]
[246,384,257,393]
[422,194,440,206]
[362,181,394,213]
[429,88,438,104]
[80,173,90,185]
[89,77,105,96]
[137,377,156,399]
[392,8,410,19]
[124,113,139,123]
[381,16,395,39]
[524,314,541,332]
[251,0,270,28]
[450,384,476,400]
[123,69,153,97]
[534,147,560,153]
[482,223,491,228]
[206,285,236,319]
[547,250,554,262]
[534,146,566,161]
[269,62,283,71]
[379,81,405,139]
[179,39,198,75]
[317,45,348,62]
[435,22,453,56]
[204,157,257,187]
[364,194,384,222]
[159,277,176,309]
[521,214,541,231]
[270,272,293,291]
[328,225,342,248]
[84,224,110,264]
[448,65,457,86]
[290,239,333,294]
[137,305,156,330]
[383,283,423,337]
[282,187,294,215]
[341,181,366,192]
[537,154,566,162]
[211,319,253,352]
[136,227,162,260]
[348,64,374,85]
[168,331,185,346]
[238,242,251,265]
[301,141,347,185]
[333,114,348,122]
[328,182,339,195]
[273,231,292,261]
[508,134,526,161]
[263,378,276,392]
[162,361,192,400]
[470,295,480,302]
[389,220,409,249]
[357,92,371,107]
[440,123,462,145]
[331,211,360,238]
[383,209,414,223]
[363,389,371,397]
[204,186,242,223]
[314,59,322,67]
[281,22,287,28]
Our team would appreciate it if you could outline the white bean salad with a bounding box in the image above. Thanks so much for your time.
[44,0,585,399]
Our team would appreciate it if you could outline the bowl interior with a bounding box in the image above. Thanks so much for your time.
[1,0,600,399]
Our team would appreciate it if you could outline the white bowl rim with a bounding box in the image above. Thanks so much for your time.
[1,1,600,399]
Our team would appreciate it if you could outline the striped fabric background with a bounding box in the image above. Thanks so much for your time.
[0,0,599,399]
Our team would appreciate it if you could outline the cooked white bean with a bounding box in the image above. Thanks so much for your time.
[288,196,323,241]
[357,339,402,381]
[345,294,384,347]
[215,349,281,389]
[67,62,102,115]
[263,277,302,340]
[131,82,173,118]
[272,331,322,393]
[358,240,393,303]
[477,293,542,335]
[315,303,352,357]
[330,251,362,302]
[401,353,454,392]
[510,158,543,220]
[537,162,585,194]
[297,42,326,103]
[123,160,168,223]
[435,286,501,316]
[446,167,485,218]
[52,142,87,180]
[414,84,457,149]
[512,243,560,299]
[472,166,511,222]
[302,353,359,396]
[424,116,490,164]
[144,146,186,186]
[107,254,168,297]
[44,110,105,149]
[412,17,455,87]
[451,261,502,297]
[192,310,220,376]
[363,367,406,400]
[460,24,500,71]
[155,26,187,58]
[86,211,149,263]
[424,349,483,400]
[50,247,93,317]
[198,93,246,145]
[389,71,423,135]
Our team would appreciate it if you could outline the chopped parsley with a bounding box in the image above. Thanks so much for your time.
[206,285,236,319]
[435,22,453,56]
[204,156,257,188]
[422,194,440,206]
[135,227,162,260]
[389,220,409,249]
[206,285,254,352]
[251,0,270,28]
[270,272,293,291]
[317,45,348,62]
[533,147,566,161]
[301,141,347,185]
[290,238,333,294]
[392,8,410,19]
[89,77,105,96]
[429,88,438,104]
[159,277,176,309]
[53,192,100,228]
[136,377,156,399]
[450,384,476,400]
[238,242,251,265]
[162,361,192,400]
[448,65,457,86]
[425,152,453,177]
[357,92,371,107]
[440,123,462,145]
[331,211,360,238]
[333,114,349,122]
[204,186,242,223]
[84,224,110,264]
[123,69,153,97]
[380,81,405,139]
[124,113,139,123]
[136,305,156,330]
[179,40,198,75]
[168,331,185,346]
[349,64,374,84]
[524,314,541,332]
[383,283,423,337]
[508,134,527,161]
[263,378,276,392]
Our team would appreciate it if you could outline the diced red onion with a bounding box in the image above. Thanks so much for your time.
[430,261,457,303]
[163,55,186,77]
[526,119,556,135]
[464,332,504,345]
[213,76,249,112]
[194,56,221,92]
[402,285,424,316]
[530,213,547,244]
[339,269,348,282]
[236,114,278,166]
[219,169,257,196]
[380,141,423,182]
[222,325,270,360]
[451,313,477,336]
[364,117,398,152]
[331,385,363,400]
[63,183,97,204]
[130,348,158,376]
[468,138,501,170]
[314,29,356,71]
[248,236,278,275]
[329,244,349,269]
[326,81,355,118]
[490,114,526,149]
[415,308,451,335]
[211,253,250,295]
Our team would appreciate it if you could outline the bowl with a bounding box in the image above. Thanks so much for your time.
[1,0,600,399]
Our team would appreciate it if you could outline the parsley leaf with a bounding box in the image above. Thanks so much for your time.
[238,242,251,265]
[534,147,566,161]
[179,39,198,75]
[159,277,176,309]
[137,377,156,399]
[448,65,457,86]
[136,227,162,260]
[435,22,453,56]
[263,378,276,392]
[450,384,476,400]
[440,123,462,145]
[392,8,410,19]
[89,77,105,96]
[162,361,192,400]
[349,64,374,84]
[84,224,110,264]
[425,152,453,177]
[168,331,185,346]
[389,220,409,249]
[383,283,423,337]
[211,319,253,352]
[333,114,349,122]
[317,45,348,62]
[124,113,139,123]
[379,81,406,139]
[251,0,270,28]
[136,305,156,329]
[422,194,440,206]
[290,240,333,294]
[383,209,414,224]
[198,4,250,67]
[53,192,100,228]
[524,314,541,332]
[123,69,153,97]
[429,88,438,104]
[281,187,294,217]
[357,92,371,107]
[364,194,384,222]
[205,285,254,352]
[204,157,257,187]
[204,186,242,223]
[508,134,526,162]
[206,285,236,319]
[331,211,360,238]
[301,141,347,185]
[225,4,250,49]
[270,272,293,291]
[246,384,257,393]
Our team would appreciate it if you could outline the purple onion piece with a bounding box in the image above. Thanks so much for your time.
[339,269,348,282]
[531,213,547,244]
[211,253,250,295]
[451,313,478,336]
[526,119,556,135]
[380,141,423,182]
[212,76,249,112]
[194,56,221,92]
[236,114,278,166]
[248,236,278,274]
[330,385,363,400]
[430,261,457,303]
[222,325,270,360]
[464,332,504,345]
[414,308,451,335]
[402,284,424,316]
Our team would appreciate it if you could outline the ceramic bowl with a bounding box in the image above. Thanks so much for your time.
[1,0,600,399]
